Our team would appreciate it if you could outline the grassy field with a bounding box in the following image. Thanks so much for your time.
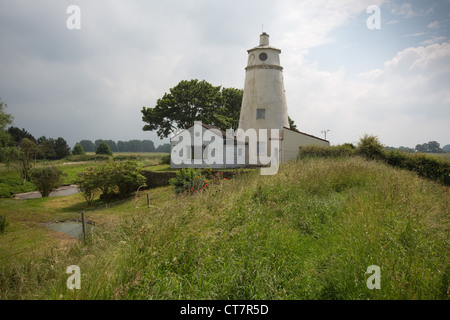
[0,156,448,300]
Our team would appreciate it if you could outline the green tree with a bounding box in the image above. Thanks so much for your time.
[37,136,56,160]
[142,79,235,138]
[443,144,450,153]
[7,126,36,146]
[219,87,243,130]
[96,142,113,156]
[72,144,85,155]
[78,140,96,152]
[156,143,170,153]
[13,138,41,184]
[53,137,71,159]
[0,98,15,163]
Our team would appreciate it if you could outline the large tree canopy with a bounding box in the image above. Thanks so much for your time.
[141,79,243,139]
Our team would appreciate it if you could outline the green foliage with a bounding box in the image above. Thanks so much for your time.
[0,214,8,233]
[0,98,14,131]
[53,137,71,159]
[113,161,147,198]
[385,150,450,182]
[76,161,147,204]
[156,143,170,153]
[30,166,63,197]
[72,144,85,155]
[298,144,355,159]
[288,116,298,131]
[142,79,243,138]
[170,168,207,194]
[12,138,40,183]
[298,135,450,184]
[416,141,445,153]
[160,154,170,165]
[7,126,36,146]
[0,98,15,163]
[75,167,100,206]
[78,140,96,152]
[355,134,385,160]
[96,142,113,156]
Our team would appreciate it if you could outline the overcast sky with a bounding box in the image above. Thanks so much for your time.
[0,0,449,148]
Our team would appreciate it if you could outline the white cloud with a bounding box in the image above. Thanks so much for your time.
[391,2,417,18]
[427,21,440,29]
[420,36,448,46]
[285,42,450,146]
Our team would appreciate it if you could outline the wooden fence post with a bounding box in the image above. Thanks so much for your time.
[81,211,87,242]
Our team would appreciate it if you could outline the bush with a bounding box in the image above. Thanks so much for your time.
[160,155,170,165]
[170,168,207,194]
[112,161,147,198]
[75,167,100,206]
[31,166,63,197]
[72,144,85,155]
[76,161,147,204]
[96,142,113,156]
[355,134,385,160]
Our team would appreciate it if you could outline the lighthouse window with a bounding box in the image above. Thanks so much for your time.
[256,109,265,120]
[259,53,268,61]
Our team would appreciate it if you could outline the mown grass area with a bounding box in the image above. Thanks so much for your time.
[0,157,448,300]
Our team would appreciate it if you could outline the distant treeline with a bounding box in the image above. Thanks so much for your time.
[76,139,170,153]
[385,141,449,153]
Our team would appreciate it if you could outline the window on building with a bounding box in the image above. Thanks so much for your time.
[256,109,265,120]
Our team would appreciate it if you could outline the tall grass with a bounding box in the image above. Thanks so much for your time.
[0,157,448,299]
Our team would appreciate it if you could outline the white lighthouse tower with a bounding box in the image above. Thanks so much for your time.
[238,32,290,133]
[237,32,329,163]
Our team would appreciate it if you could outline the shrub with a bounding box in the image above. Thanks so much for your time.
[95,162,118,199]
[96,142,113,156]
[75,167,100,206]
[112,161,147,198]
[76,161,147,204]
[72,144,85,155]
[160,155,170,165]
[355,134,385,160]
[170,168,207,194]
[30,166,63,197]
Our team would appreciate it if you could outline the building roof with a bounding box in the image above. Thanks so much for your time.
[283,126,329,143]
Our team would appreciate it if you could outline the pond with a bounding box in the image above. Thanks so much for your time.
[46,221,94,240]
[14,185,79,200]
